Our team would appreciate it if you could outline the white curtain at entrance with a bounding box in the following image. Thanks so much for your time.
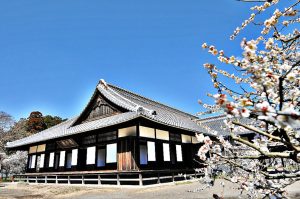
[163,143,170,161]
[40,154,45,168]
[59,151,66,167]
[30,155,36,169]
[86,146,96,165]
[71,149,78,166]
[147,141,156,161]
[176,145,183,162]
[49,152,54,167]
[106,143,117,163]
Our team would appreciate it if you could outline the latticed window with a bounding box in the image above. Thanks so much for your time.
[46,143,56,151]
[169,132,181,142]
[82,135,97,145]
[98,131,117,142]
[57,139,78,149]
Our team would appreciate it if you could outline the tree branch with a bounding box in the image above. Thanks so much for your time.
[232,121,300,152]
[230,131,293,159]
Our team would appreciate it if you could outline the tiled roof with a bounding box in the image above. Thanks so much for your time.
[6,112,139,148]
[100,83,203,133]
[6,80,256,149]
[196,115,253,136]
[6,80,210,149]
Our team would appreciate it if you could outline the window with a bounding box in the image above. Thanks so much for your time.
[30,155,36,169]
[66,152,72,169]
[59,151,66,167]
[176,145,183,162]
[147,141,156,161]
[28,156,32,169]
[71,149,78,166]
[106,143,117,163]
[118,126,136,138]
[37,144,46,152]
[40,154,45,168]
[29,146,37,154]
[140,144,148,165]
[83,135,96,145]
[163,143,170,161]
[57,139,78,149]
[139,126,155,138]
[181,134,192,143]
[86,146,96,165]
[97,148,106,167]
[169,132,181,142]
[156,129,169,140]
[46,143,55,151]
[98,131,117,142]
[49,152,54,167]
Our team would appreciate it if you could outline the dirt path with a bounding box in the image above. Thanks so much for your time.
[0,180,299,199]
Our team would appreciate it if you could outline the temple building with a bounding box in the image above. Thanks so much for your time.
[8,79,255,185]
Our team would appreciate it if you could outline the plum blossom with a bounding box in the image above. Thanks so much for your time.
[196,133,205,143]
[239,98,253,107]
[197,0,300,196]
[240,108,251,118]
[255,101,275,115]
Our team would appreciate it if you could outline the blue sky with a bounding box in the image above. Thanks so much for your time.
[0,0,259,120]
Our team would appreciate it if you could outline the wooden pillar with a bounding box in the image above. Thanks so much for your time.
[172,172,175,182]
[98,175,101,185]
[55,176,58,184]
[157,173,160,184]
[81,175,84,185]
[68,176,70,184]
[35,176,38,183]
[45,176,47,184]
[117,173,120,186]
[139,173,143,186]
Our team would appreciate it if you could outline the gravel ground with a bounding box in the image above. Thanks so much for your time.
[0,180,299,199]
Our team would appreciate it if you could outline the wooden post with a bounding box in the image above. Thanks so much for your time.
[35,176,38,183]
[55,176,58,184]
[68,176,70,184]
[157,173,160,184]
[26,176,29,183]
[98,175,101,185]
[82,175,84,185]
[117,174,120,186]
[172,172,175,182]
[45,176,47,184]
[139,173,143,186]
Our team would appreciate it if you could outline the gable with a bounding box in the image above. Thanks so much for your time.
[73,91,127,125]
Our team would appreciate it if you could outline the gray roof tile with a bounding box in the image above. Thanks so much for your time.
[197,115,253,137]
[7,81,228,149]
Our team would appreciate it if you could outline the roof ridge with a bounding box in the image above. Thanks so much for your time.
[197,114,226,122]
[107,83,197,119]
